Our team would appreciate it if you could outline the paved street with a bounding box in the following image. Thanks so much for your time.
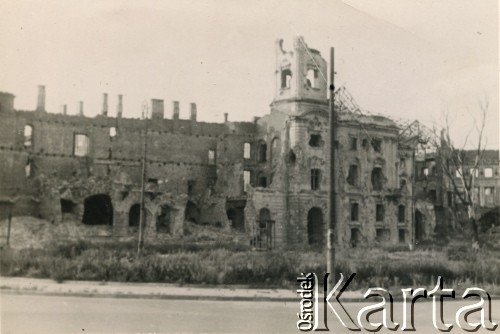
[2,294,499,333]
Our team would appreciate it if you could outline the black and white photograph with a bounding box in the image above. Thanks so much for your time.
[0,1,499,333]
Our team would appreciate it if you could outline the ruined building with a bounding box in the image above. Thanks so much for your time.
[0,37,418,249]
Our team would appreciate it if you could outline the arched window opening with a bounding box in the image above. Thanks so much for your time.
[157,204,171,233]
[24,125,33,149]
[306,69,318,88]
[307,207,323,248]
[281,69,292,89]
[82,194,113,225]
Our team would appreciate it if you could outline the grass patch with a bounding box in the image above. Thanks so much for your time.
[1,239,499,289]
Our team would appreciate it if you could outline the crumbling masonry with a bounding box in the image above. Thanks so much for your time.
[0,37,420,249]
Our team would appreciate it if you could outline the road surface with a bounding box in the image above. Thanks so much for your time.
[1,294,499,333]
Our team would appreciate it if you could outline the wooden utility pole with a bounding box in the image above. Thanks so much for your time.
[327,47,336,284]
[137,102,149,254]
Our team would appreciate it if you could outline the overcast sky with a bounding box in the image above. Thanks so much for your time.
[1,0,498,149]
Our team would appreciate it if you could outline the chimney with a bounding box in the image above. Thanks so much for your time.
[36,85,45,111]
[61,104,67,115]
[78,101,84,116]
[102,93,108,116]
[151,99,164,120]
[172,101,179,120]
[117,94,123,118]
[190,103,197,122]
[224,113,228,123]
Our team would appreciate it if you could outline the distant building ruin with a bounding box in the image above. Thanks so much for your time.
[2,37,495,248]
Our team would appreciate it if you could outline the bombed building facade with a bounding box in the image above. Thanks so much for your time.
[0,37,418,249]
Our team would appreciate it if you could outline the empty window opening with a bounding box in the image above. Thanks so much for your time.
[398,229,406,243]
[184,201,200,224]
[415,210,424,242]
[306,69,318,88]
[376,229,390,242]
[484,168,493,178]
[398,205,405,223]
[243,170,252,192]
[74,134,90,157]
[129,204,141,228]
[311,169,322,190]
[351,228,361,248]
[187,180,196,196]
[400,179,407,189]
[307,207,324,248]
[24,125,33,149]
[371,167,384,191]
[376,204,385,222]
[455,168,462,178]
[227,207,245,231]
[109,127,117,138]
[350,137,357,151]
[371,139,382,152]
[423,168,429,176]
[346,165,359,186]
[82,194,113,225]
[350,202,359,221]
[60,199,77,218]
[485,187,494,196]
[281,69,292,89]
[309,134,322,147]
[157,204,171,233]
[258,142,267,162]
[257,173,267,188]
[208,149,215,165]
[243,142,251,159]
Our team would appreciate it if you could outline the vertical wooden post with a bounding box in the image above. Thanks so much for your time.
[327,47,337,285]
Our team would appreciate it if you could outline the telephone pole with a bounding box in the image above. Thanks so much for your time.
[327,47,337,285]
